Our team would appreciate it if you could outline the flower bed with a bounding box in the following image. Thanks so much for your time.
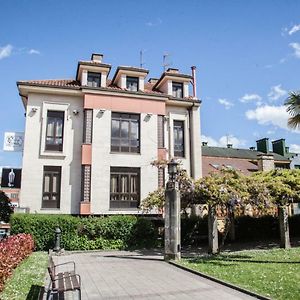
[0,234,34,292]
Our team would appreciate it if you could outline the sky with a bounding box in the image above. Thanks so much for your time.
[0,0,300,168]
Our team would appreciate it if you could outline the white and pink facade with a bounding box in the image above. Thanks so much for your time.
[17,54,202,215]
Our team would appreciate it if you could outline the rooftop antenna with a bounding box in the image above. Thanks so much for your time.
[163,52,171,71]
[139,50,145,68]
[226,134,230,145]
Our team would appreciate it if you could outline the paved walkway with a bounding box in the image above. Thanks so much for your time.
[50,250,255,300]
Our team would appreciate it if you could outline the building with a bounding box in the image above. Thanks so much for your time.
[0,167,21,208]
[202,138,290,177]
[17,53,202,215]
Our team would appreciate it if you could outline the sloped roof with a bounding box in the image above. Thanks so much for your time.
[202,146,290,162]
[17,79,200,103]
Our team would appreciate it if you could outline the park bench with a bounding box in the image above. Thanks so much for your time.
[47,256,81,300]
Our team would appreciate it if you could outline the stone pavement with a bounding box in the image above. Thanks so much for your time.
[49,250,255,300]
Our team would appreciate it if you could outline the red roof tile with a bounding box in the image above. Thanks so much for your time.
[17,79,200,102]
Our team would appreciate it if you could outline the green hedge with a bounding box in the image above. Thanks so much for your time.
[10,214,158,251]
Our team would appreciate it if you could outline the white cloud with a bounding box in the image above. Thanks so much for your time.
[202,134,246,148]
[0,44,13,60]
[218,98,234,110]
[267,84,287,101]
[288,24,300,35]
[290,144,300,153]
[267,130,276,135]
[290,42,300,58]
[146,18,162,27]
[239,93,262,105]
[28,49,40,55]
[245,105,299,132]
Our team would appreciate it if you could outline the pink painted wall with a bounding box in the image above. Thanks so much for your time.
[82,144,92,165]
[84,94,166,115]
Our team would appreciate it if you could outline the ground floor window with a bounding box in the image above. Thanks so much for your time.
[110,167,140,209]
[42,166,61,208]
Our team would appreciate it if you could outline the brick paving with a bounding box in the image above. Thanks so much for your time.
[48,250,255,300]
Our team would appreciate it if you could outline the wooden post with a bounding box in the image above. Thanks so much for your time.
[208,205,218,254]
[278,205,291,249]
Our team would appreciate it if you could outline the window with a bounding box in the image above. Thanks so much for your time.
[110,167,140,209]
[45,111,64,151]
[42,166,61,209]
[173,120,184,157]
[157,115,164,148]
[126,76,139,92]
[111,113,140,153]
[172,82,183,98]
[87,72,101,87]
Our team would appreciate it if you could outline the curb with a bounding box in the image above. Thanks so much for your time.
[168,261,271,300]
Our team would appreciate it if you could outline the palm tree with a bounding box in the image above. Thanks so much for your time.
[284,92,300,129]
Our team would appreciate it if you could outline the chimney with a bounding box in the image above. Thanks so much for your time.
[202,142,208,146]
[256,138,269,153]
[249,146,255,151]
[285,146,289,154]
[257,154,275,171]
[191,66,197,98]
[148,78,159,85]
[91,53,103,63]
[272,139,286,156]
[227,144,233,148]
[166,68,179,74]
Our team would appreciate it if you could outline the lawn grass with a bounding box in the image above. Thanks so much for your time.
[180,247,300,300]
[0,251,48,300]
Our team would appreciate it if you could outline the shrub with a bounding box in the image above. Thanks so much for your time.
[0,234,34,292]
[0,191,14,223]
[11,214,158,251]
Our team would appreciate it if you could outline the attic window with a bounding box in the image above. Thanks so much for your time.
[172,82,183,98]
[225,165,234,170]
[211,164,220,169]
[87,72,101,87]
[126,76,139,92]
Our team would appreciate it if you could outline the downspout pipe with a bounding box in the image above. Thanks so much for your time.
[191,66,197,99]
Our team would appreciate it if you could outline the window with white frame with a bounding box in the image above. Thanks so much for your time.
[87,72,101,87]
[111,113,140,153]
[172,82,183,98]
[126,76,139,92]
[173,120,185,157]
[45,111,64,151]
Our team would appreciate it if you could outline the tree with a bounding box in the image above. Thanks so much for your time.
[284,91,300,129]
[194,169,250,253]
[0,191,13,223]
[252,169,300,248]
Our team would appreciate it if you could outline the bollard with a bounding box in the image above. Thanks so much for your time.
[53,227,61,252]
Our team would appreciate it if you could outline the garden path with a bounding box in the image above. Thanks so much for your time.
[47,250,255,300]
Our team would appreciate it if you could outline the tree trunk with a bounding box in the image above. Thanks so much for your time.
[229,212,235,242]
[208,205,218,254]
[278,205,291,249]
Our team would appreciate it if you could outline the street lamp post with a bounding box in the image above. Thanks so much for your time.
[164,159,181,261]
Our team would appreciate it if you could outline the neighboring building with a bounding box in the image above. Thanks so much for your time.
[0,167,21,208]
[271,138,300,169]
[202,138,290,177]
[17,53,202,215]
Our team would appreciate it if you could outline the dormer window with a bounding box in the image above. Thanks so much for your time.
[172,82,183,98]
[126,76,139,92]
[87,72,101,87]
